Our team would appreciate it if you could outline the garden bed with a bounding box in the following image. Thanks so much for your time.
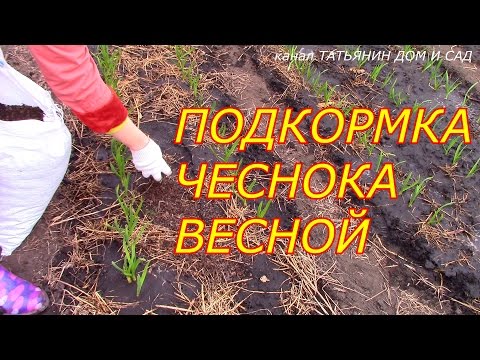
[4,45,479,315]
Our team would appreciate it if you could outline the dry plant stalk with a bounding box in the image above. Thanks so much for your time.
[394,289,442,315]
[176,276,248,315]
[272,243,341,315]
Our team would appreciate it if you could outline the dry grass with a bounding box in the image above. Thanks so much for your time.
[117,45,252,150]
[371,234,480,314]
[118,45,198,123]
[175,276,248,315]
[394,289,442,315]
[53,278,133,315]
[46,235,133,315]
[211,71,249,98]
[256,45,307,97]
[415,222,453,251]
[272,243,342,315]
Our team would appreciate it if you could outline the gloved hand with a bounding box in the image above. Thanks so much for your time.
[131,139,172,181]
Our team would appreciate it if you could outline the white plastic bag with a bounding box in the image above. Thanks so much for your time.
[0,48,72,256]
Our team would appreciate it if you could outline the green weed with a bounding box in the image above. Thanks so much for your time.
[214,137,241,163]
[358,56,368,68]
[443,136,462,156]
[239,179,257,206]
[400,172,416,194]
[452,142,467,165]
[110,187,149,296]
[427,201,454,226]
[462,82,478,106]
[174,45,194,79]
[336,95,355,118]
[388,79,407,106]
[427,58,444,91]
[97,45,150,297]
[432,116,446,133]
[432,58,443,74]
[345,46,365,67]
[443,71,461,99]
[256,200,272,218]
[313,81,336,103]
[286,45,298,71]
[357,128,375,156]
[285,46,337,105]
[190,73,203,104]
[110,139,131,192]
[136,260,151,297]
[370,62,387,83]
[382,70,395,88]
[422,56,436,72]
[349,46,368,67]
[467,158,480,177]
[94,45,121,91]
[408,176,433,207]
[430,73,443,91]
[400,172,432,202]
[443,136,467,165]
[210,101,218,115]
[412,100,431,113]
[174,45,204,105]
[343,104,354,118]
[376,149,394,171]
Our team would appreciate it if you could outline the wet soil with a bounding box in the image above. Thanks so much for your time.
[272,45,480,299]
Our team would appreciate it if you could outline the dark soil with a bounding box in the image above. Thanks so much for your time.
[95,115,293,313]
[0,103,43,121]
[276,45,480,299]
[46,243,200,314]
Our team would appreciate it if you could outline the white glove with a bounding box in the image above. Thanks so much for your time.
[131,139,172,181]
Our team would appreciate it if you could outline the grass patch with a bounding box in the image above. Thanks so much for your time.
[381,70,395,89]
[451,142,467,166]
[443,136,462,156]
[174,45,204,105]
[96,45,150,296]
[110,187,150,297]
[443,71,461,100]
[388,79,407,106]
[256,199,272,218]
[401,175,433,207]
[94,45,121,91]
[427,201,454,226]
[357,128,375,156]
[412,100,431,113]
[376,149,394,171]
[370,62,387,83]
[462,82,478,106]
[467,158,480,178]
[400,172,434,207]
[110,139,131,192]
[285,45,336,103]
[313,81,336,103]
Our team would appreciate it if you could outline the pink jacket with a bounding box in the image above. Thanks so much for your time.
[28,45,127,133]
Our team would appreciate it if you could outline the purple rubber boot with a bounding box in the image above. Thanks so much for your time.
[0,264,50,315]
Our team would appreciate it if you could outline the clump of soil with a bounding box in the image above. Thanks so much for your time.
[0,103,44,121]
